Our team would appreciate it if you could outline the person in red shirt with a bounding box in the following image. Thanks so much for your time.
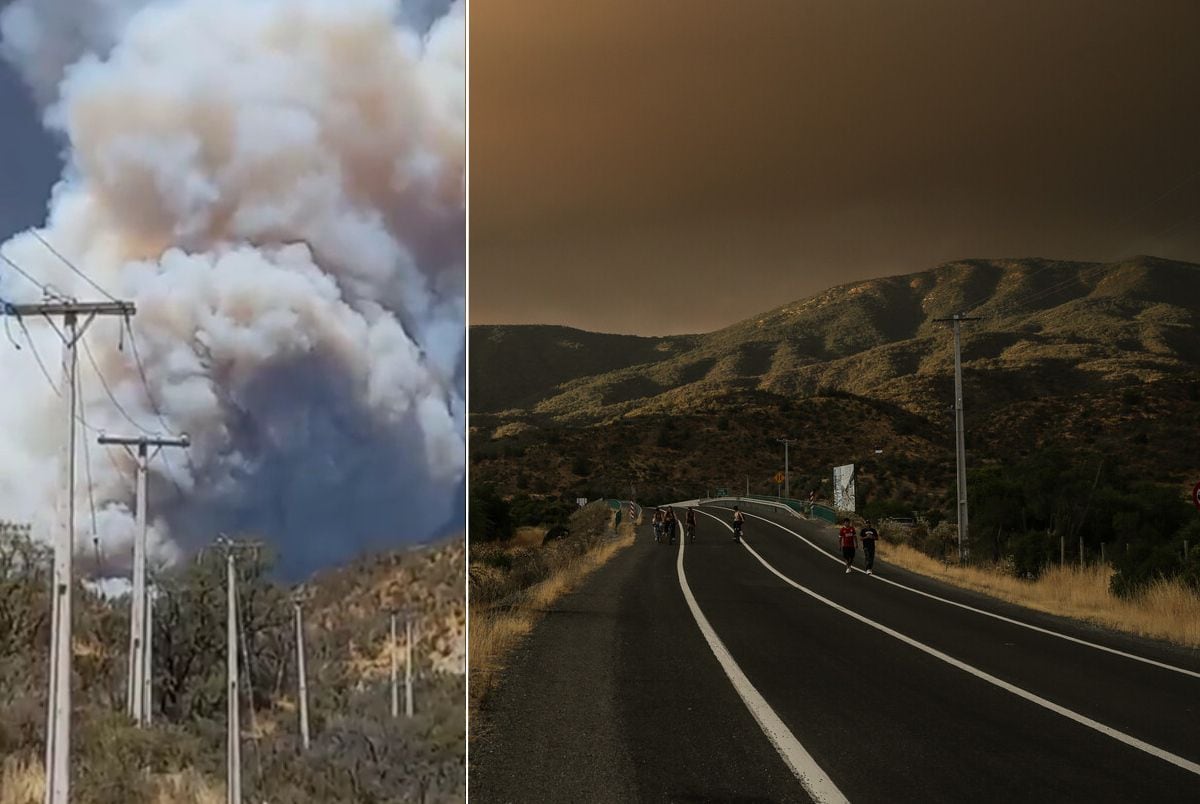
[838,518,857,574]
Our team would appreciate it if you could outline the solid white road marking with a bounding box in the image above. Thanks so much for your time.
[690,508,1200,777]
[673,518,848,803]
[705,504,1200,681]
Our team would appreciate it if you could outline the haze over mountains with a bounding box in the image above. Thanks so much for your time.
[470,256,1200,507]
[473,256,1200,420]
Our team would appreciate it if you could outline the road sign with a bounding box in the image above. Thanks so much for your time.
[716,488,727,497]
[1193,481,1200,510]
[774,471,784,484]
[576,497,588,509]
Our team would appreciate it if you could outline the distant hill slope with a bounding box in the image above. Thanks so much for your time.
[469,324,698,413]
[470,256,1200,424]
[469,257,1200,512]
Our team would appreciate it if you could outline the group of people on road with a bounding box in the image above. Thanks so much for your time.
[838,517,878,574]
[651,507,697,544]
[651,504,880,575]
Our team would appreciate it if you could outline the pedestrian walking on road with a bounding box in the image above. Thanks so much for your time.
[838,518,857,574]
[860,519,879,575]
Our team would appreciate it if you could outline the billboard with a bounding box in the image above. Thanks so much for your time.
[833,464,856,512]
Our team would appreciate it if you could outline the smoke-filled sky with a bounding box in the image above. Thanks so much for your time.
[471,0,1200,335]
[0,0,463,578]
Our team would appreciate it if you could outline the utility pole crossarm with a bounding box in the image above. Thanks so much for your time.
[8,301,135,318]
[98,434,190,448]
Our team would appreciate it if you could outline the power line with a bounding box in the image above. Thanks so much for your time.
[0,249,52,296]
[156,449,189,501]
[123,316,175,436]
[80,333,156,437]
[12,316,130,443]
[31,230,118,303]
[1104,162,1200,261]
[16,315,62,398]
[960,261,1109,322]
[124,315,205,486]
[987,264,1109,318]
[75,367,101,561]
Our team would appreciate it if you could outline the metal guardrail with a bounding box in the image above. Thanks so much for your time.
[694,494,842,524]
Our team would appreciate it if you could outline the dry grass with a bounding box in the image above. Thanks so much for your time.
[0,757,223,804]
[469,516,637,720]
[0,755,42,804]
[879,541,1200,647]
[509,526,547,547]
[149,770,225,804]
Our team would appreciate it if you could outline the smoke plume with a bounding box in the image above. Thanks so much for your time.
[0,0,464,577]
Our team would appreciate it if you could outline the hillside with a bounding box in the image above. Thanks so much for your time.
[469,325,698,413]
[0,532,465,803]
[471,257,1200,424]
[469,256,1200,513]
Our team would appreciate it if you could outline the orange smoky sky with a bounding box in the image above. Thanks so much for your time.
[469,0,1200,335]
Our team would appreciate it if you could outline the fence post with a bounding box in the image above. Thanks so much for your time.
[1060,535,1065,567]
[1079,537,1084,568]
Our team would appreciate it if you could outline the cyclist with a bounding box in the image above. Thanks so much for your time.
[732,506,745,542]
[652,508,664,543]
[663,508,678,544]
[685,509,697,543]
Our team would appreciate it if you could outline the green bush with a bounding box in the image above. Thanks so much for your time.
[469,484,515,543]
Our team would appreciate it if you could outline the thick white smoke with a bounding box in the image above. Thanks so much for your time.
[0,0,464,577]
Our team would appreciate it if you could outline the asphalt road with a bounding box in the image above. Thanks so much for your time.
[470,503,1200,803]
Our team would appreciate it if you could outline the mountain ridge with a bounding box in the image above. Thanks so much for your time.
[470,256,1200,422]
[469,256,1200,513]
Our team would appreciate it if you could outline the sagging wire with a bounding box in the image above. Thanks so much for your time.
[124,314,204,488]
[81,331,156,437]
[16,315,63,399]
[31,229,119,303]
[75,364,102,572]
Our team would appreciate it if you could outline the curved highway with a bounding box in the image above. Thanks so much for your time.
[470,501,1200,802]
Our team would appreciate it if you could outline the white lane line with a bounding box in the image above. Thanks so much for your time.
[673,514,848,803]
[690,508,1200,777]
[704,504,1200,681]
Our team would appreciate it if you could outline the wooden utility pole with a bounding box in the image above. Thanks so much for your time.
[390,613,399,719]
[99,433,189,726]
[9,300,134,804]
[777,438,794,499]
[293,599,310,750]
[935,313,980,562]
[405,615,415,718]
[217,538,259,804]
